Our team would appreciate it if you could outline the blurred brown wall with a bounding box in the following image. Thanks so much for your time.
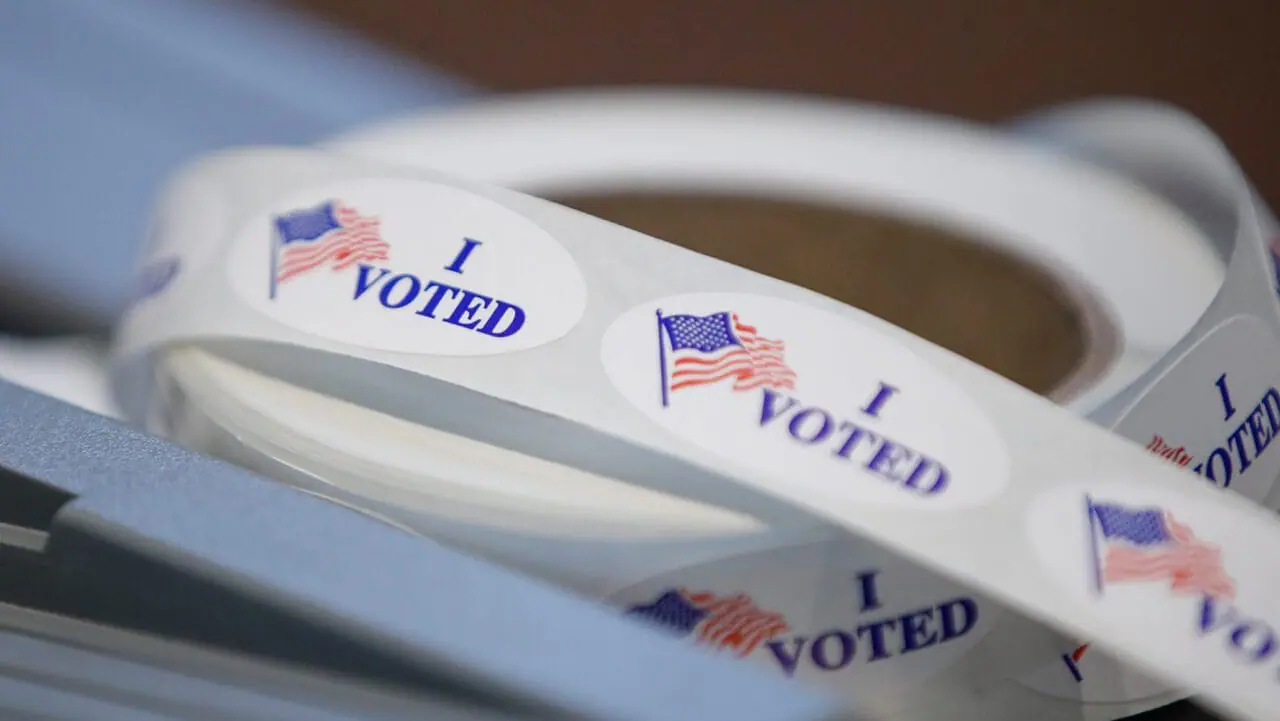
[291,1,1279,205]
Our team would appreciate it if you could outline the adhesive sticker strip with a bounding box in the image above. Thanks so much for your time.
[1004,100,1280,713]
[110,98,1280,721]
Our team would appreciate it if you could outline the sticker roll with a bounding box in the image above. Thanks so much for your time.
[327,92,1280,719]
[328,94,1280,719]
[111,94,1280,721]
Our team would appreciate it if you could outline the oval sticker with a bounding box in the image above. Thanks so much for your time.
[600,293,1010,509]
[227,177,587,355]
[1026,482,1280,708]
[1110,315,1280,503]
[608,539,997,702]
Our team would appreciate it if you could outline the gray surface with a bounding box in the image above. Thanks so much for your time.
[0,378,840,721]
[0,0,469,333]
[0,604,534,721]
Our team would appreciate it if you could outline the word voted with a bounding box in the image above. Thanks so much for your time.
[1149,375,1280,490]
[1197,596,1280,679]
[348,239,526,339]
[765,569,979,675]
[758,384,950,495]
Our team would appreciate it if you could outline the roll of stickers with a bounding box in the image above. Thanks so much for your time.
[111,93,1280,721]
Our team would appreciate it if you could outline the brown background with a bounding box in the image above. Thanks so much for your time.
[291,0,1280,205]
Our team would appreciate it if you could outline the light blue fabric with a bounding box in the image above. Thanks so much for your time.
[0,0,470,329]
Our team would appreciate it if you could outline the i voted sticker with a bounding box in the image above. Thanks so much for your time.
[1027,483,1280,709]
[600,293,1009,509]
[1114,315,1280,502]
[227,178,587,356]
[608,540,996,702]
[1015,314,1280,702]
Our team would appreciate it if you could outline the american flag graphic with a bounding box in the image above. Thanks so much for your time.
[1090,500,1235,599]
[658,311,796,396]
[272,200,390,287]
[625,588,791,658]
[1060,499,1235,683]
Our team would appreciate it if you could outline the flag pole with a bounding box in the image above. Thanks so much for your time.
[656,309,670,408]
[1085,494,1103,596]
[268,222,281,301]
[1057,494,1104,683]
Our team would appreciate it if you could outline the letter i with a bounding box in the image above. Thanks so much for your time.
[861,383,899,418]
[445,238,482,274]
[1214,374,1237,421]
[855,570,883,612]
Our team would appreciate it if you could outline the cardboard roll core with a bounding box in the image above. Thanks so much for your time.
[558,192,1103,398]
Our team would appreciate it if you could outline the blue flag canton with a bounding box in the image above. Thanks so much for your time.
[662,312,742,353]
[275,202,340,244]
[1094,504,1171,545]
[625,590,708,636]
